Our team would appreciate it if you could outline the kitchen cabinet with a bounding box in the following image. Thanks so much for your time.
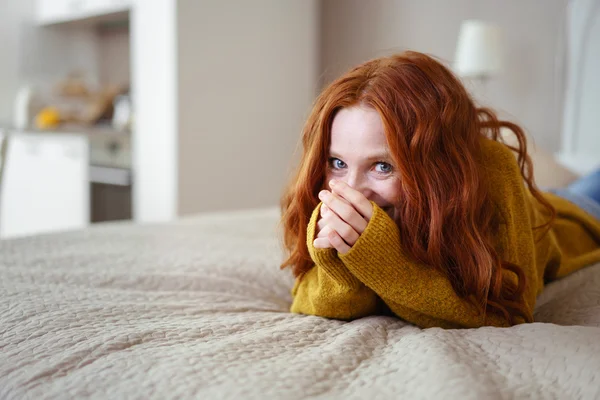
[36,0,131,26]
[0,132,89,239]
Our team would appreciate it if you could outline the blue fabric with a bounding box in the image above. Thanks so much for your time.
[545,167,600,221]
[565,168,600,205]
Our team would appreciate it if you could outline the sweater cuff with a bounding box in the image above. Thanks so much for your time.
[338,202,416,297]
[306,202,362,288]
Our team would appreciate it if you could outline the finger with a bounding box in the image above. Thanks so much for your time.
[317,217,328,234]
[321,202,346,220]
[313,237,333,249]
[320,204,328,218]
[322,209,360,245]
[327,229,351,254]
[329,180,373,221]
[319,189,368,234]
[316,224,331,239]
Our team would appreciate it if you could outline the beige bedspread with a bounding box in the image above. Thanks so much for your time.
[1,208,599,399]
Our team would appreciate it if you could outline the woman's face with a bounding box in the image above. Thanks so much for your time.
[326,104,400,219]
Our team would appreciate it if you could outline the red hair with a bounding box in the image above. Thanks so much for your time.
[280,51,555,324]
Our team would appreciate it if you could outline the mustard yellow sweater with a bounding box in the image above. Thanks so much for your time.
[290,138,600,329]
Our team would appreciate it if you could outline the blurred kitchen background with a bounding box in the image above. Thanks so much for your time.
[0,0,597,239]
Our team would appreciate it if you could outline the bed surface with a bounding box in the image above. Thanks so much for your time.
[1,207,599,399]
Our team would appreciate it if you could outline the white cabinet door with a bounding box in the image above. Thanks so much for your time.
[0,133,89,239]
[36,0,132,25]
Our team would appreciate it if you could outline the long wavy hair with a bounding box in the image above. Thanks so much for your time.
[280,51,555,324]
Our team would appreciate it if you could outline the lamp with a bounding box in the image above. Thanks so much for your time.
[454,20,503,84]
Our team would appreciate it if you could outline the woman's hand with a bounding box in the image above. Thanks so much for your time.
[313,180,373,254]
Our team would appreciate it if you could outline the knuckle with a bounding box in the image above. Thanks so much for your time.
[340,225,353,240]
[328,230,340,243]
[336,204,349,220]
[342,209,353,220]
[357,221,367,234]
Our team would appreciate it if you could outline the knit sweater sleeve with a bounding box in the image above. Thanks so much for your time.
[339,202,516,329]
[290,203,380,320]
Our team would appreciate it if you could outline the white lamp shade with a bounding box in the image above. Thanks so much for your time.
[454,20,503,78]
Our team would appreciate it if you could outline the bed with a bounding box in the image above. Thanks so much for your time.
[1,207,600,399]
[3,0,600,398]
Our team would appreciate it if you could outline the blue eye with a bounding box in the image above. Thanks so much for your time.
[375,162,392,174]
[329,158,347,169]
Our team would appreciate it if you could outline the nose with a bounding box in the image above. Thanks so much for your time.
[343,170,374,200]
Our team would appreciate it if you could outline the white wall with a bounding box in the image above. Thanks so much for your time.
[177,0,320,214]
[131,0,178,222]
[321,0,568,152]
[558,0,600,174]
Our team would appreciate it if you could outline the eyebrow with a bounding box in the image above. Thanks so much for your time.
[329,151,393,162]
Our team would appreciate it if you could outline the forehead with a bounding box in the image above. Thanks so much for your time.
[330,105,388,155]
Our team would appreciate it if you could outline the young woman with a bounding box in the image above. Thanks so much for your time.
[280,51,600,329]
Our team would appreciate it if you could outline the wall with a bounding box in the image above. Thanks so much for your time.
[177,0,320,214]
[320,0,568,152]
[131,0,178,222]
[98,23,130,87]
[558,0,600,174]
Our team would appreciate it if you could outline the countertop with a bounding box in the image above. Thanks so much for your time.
[0,122,130,138]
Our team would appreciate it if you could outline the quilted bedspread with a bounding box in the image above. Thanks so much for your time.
[1,208,599,400]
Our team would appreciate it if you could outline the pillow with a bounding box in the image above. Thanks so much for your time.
[499,128,579,189]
